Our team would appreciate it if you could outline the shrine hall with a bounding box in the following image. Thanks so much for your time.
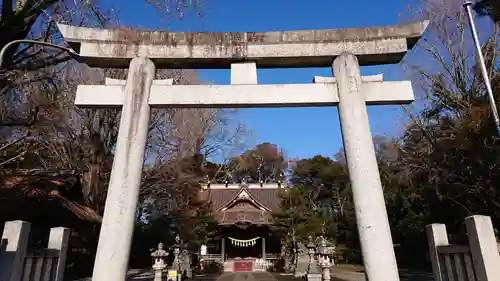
[198,182,284,272]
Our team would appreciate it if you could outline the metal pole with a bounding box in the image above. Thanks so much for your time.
[463,1,500,136]
[0,39,79,69]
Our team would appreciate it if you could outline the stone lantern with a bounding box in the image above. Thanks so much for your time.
[151,242,169,281]
[318,237,327,259]
[318,237,332,281]
[306,236,321,281]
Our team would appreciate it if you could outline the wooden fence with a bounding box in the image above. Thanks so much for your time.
[0,221,70,281]
[427,215,500,281]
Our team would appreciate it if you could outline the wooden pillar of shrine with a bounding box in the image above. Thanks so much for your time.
[261,237,266,259]
[221,237,226,261]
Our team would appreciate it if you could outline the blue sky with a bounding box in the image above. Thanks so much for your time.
[118,0,417,160]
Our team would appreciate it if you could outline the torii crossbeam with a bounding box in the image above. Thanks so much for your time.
[58,21,427,69]
[57,20,428,281]
[75,79,413,108]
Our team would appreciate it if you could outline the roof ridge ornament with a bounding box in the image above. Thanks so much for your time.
[238,190,250,199]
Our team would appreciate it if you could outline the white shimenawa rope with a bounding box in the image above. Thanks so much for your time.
[228,237,260,247]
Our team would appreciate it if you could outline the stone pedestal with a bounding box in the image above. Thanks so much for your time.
[320,258,332,281]
[153,261,167,281]
[307,273,322,281]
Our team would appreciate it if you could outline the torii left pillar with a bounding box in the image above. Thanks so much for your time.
[91,56,155,281]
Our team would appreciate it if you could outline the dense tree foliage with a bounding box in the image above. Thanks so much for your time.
[475,0,500,22]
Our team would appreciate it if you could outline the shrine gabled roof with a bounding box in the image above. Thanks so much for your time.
[218,187,270,212]
[205,184,283,212]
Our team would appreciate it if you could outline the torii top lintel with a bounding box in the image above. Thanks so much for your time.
[57,20,428,69]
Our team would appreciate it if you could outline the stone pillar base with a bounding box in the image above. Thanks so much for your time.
[307,273,322,281]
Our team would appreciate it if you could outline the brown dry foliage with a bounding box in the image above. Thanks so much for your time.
[1,58,246,215]
[391,0,500,207]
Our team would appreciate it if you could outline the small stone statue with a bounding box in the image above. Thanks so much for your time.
[151,243,169,281]
[180,246,192,278]
[172,235,181,272]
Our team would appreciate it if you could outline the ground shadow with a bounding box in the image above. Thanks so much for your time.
[398,269,433,281]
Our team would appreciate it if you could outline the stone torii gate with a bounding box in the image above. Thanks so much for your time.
[57,21,428,281]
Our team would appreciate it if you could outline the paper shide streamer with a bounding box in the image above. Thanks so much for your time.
[228,237,260,247]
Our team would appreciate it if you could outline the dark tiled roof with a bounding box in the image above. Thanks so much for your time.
[205,186,283,211]
[215,196,275,225]
[208,189,239,210]
[247,188,283,211]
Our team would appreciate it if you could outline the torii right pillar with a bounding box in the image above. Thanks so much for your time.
[333,53,398,281]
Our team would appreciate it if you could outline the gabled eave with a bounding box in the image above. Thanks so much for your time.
[216,187,271,212]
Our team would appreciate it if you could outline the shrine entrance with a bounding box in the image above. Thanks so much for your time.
[227,236,262,259]
[198,183,283,272]
[220,224,279,272]
[222,225,267,259]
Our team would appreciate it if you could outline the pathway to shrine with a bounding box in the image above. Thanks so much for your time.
[208,270,432,281]
[207,272,310,281]
[71,267,432,281]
